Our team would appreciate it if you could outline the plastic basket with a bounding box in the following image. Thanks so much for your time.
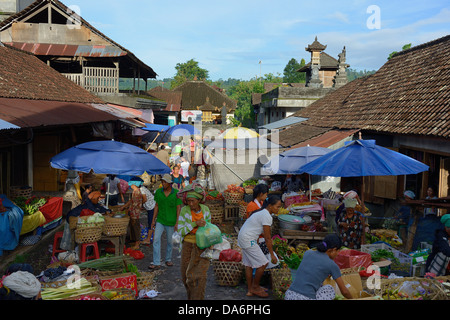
[360,243,413,276]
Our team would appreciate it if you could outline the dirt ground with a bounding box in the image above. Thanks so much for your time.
[0,215,276,301]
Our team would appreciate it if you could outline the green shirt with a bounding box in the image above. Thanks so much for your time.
[154,187,182,226]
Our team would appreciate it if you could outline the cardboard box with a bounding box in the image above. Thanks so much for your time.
[323,272,374,299]
[100,272,138,296]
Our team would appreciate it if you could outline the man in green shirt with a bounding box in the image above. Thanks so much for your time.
[149,174,182,270]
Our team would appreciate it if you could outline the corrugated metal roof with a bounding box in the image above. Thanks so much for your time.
[3,42,127,57]
[0,97,119,128]
[259,116,308,130]
[289,129,359,149]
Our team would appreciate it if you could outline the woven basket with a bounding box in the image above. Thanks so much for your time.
[136,272,157,291]
[375,277,448,300]
[103,288,136,300]
[239,202,247,219]
[212,260,244,286]
[103,215,130,236]
[270,267,292,299]
[10,186,32,198]
[75,226,103,244]
[65,292,109,300]
[206,200,224,224]
[223,192,244,205]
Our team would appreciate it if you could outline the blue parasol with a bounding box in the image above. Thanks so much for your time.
[50,140,171,176]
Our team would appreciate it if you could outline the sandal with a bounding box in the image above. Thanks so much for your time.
[165,261,174,267]
[250,288,269,298]
[148,264,160,270]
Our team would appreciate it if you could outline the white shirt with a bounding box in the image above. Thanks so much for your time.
[102,177,120,195]
[238,209,272,249]
[140,186,156,210]
[180,160,190,178]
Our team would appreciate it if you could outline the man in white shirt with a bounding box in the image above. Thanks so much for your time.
[102,174,121,206]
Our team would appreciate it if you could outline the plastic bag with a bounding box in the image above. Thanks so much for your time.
[172,231,182,252]
[219,249,242,262]
[196,222,222,249]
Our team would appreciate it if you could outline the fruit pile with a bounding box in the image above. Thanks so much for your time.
[73,295,104,300]
[205,190,224,201]
[225,184,244,194]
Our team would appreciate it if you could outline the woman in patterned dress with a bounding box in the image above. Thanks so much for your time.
[338,206,366,249]
[176,183,211,300]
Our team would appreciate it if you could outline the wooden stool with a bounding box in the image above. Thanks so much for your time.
[79,242,100,262]
[52,231,66,258]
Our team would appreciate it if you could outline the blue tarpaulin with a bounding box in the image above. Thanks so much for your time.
[0,195,24,256]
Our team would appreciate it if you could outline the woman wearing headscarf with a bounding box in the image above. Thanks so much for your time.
[119,177,144,250]
[60,190,111,251]
[0,271,41,300]
[337,190,366,249]
[177,183,211,300]
[425,214,450,276]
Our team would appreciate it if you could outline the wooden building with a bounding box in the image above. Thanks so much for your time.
[0,43,144,194]
[0,0,156,96]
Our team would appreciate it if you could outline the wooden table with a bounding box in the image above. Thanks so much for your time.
[279,228,329,246]
[100,234,126,256]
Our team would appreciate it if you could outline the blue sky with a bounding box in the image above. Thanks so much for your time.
[67,0,450,81]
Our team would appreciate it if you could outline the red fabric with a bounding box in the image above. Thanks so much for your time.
[39,197,63,224]
[80,209,95,217]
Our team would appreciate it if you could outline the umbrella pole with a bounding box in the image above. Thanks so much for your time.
[146,132,162,152]
[106,182,110,207]
[309,174,312,202]
[360,176,365,211]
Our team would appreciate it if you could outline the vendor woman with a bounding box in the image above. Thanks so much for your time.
[425,214,450,276]
[177,183,211,300]
[60,191,111,251]
[245,184,269,219]
[285,234,353,300]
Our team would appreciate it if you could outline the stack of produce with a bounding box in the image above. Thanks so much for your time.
[13,196,47,215]
[223,184,245,204]
[366,229,402,247]
[41,277,99,300]
[272,235,309,270]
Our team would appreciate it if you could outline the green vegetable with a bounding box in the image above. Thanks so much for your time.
[371,249,399,264]
[76,255,132,271]
[284,253,301,270]
[41,277,97,300]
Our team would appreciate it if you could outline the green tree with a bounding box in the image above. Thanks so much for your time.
[283,58,306,83]
[227,79,265,128]
[388,43,412,60]
[170,59,209,89]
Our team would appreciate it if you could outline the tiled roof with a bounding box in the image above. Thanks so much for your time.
[292,34,450,139]
[173,81,237,112]
[147,86,182,112]
[298,52,339,72]
[0,44,104,103]
[269,123,331,148]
